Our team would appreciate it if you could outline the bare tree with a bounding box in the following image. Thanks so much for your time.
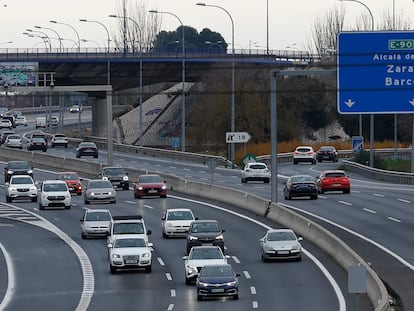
[112,0,161,52]
[377,10,411,31]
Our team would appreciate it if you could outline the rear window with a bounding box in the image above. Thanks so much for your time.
[325,172,346,178]
[249,164,266,169]
[296,147,312,152]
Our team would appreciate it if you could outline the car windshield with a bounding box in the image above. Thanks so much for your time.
[167,210,194,220]
[58,173,79,180]
[43,183,68,192]
[290,176,315,183]
[88,180,112,188]
[11,177,33,184]
[190,248,223,260]
[85,212,111,221]
[79,142,95,148]
[113,223,144,234]
[324,172,346,178]
[7,135,20,140]
[139,175,163,183]
[320,146,335,151]
[114,238,145,248]
[103,168,124,175]
[200,266,233,277]
[191,222,220,233]
[267,231,296,241]
[8,162,30,169]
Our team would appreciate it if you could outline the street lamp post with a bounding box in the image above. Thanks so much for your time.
[197,3,235,165]
[109,14,143,145]
[23,32,49,50]
[50,20,80,52]
[35,25,63,52]
[81,38,101,51]
[79,18,110,52]
[149,10,186,152]
[26,29,51,50]
[339,0,375,167]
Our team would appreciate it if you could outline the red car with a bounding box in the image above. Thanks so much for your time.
[316,170,350,194]
[133,174,167,199]
[56,171,83,195]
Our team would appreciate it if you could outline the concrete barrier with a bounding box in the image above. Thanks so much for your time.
[0,151,390,310]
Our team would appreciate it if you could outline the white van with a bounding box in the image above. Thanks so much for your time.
[35,117,46,128]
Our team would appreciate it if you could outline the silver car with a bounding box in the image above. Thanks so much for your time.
[84,179,116,204]
[5,175,37,203]
[161,208,196,238]
[259,228,303,262]
[182,245,230,284]
[4,134,22,149]
[80,208,112,239]
[241,162,271,183]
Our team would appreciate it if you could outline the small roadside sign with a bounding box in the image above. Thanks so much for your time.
[226,132,251,143]
[352,136,364,153]
[172,137,179,149]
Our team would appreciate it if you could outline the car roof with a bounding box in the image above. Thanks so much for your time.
[43,180,67,184]
[191,219,219,224]
[267,228,295,234]
[113,234,147,241]
[295,146,314,150]
[84,208,111,214]
[322,170,346,174]
[166,208,193,213]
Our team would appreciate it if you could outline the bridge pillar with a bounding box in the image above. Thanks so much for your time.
[92,98,109,137]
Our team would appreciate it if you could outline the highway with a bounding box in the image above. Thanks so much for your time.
[1,119,409,310]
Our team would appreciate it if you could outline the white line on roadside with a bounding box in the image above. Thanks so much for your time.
[338,201,352,206]
[362,208,376,214]
[0,243,15,310]
[252,301,259,308]
[398,199,411,204]
[232,256,240,263]
[144,205,154,210]
[170,289,176,297]
[387,217,402,223]
[373,193,385,197]
[167,304,174,310]
[157,257,165,266]
[243,271,251,279]
[250,286,256,294]
[166,273,172,280]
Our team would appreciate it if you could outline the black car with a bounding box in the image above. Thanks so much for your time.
[99,167,129,190]
[186,220,225,254]
[284,174,318,200]
[27,137,48,152]
[4,160,33,182]
[76,141,98,158]
[196,264,239,301]
[316,146,338,162]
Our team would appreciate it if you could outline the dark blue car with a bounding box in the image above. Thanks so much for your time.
[196,264,239,300]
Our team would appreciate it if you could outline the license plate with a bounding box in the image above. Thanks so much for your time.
[126,260,138,264]
[332,184,341,187]
[211,288,224,293]
[278,250,289,255]
[202,243,213,246]
[148,189,157,193]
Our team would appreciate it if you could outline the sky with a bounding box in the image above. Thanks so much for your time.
[1,0,413,52]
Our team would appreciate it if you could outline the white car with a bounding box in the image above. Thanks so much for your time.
[38,180,71,210]
[182,245,230,284]
[80,208,112,239]
[51,133,68,148]
[293,146,316,165]
[0,119,12,129]
[161,208,196,238]
[241,162,271,183]
[4,134,22,149]
[5,175,37,203]
[69,104,81,113]
[259,228,303,262]
[15,115,27,126]
[108,235,153,273]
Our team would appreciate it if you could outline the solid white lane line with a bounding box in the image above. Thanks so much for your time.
[387,217,402,223]
[170,289,176,297]
[243,271,251,279]
[0,243,15,310]
[252,301,259,308]
[363,208,376,214]
[167,304,174,310]
[373,193,385,197]
[144,205,154,210]
[398,198,411,204]
[338,201,352,206]
[165,273,172,280]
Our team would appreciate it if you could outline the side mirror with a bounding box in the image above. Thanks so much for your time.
[80,219,84,223]
[182,256,188,260]
[147,229,152,235]
[148,242,153,248]
[107,243,113,249]
[161,216,166,221]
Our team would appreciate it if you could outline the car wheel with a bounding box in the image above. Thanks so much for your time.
[65,144,68,148]
[84,199,90,204]
[162,231,168,239]
[261,253,268,262]
[233,294,239,300]
[123,184,129,190]
[110,265,117,274]
[185,277,191,285]
[264,179,270,183]
[65,205,71,209]
[111,199,116,204]
[76,155,80,158]
[39,203,44,210]
[312,159,316,165]
[6,196,11,203]
[343,189,350,194]
[145,265,152,273]
[293,159,298,165]
[81,232,87,239]
[31,197,37,203]
[311,195,318,200]
[197,293,202,301]
[51,144,55,148]
[161,195,167,198]
[241,178,246,183]
[94,155,98,158]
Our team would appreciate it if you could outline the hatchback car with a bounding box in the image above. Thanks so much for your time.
[15,115,27,126]
[259,228,303,261]
[183,245,229,284]
[196,264,239,300]
[56,171,82,195]
[241,162,271,183]
[76,141,98,158]
[100,167,129,190]
[0,119,12,129]
[186,220,225,254]
[0,130,15,145]
[108,235,153,274]
[38,180,71,210]
[316,170,351,194]
[69,104,81,113]
[5,175,37,203]
[133,174,167,199]
[27,137,48,152]
[4,160,33,182]
[284,175,318,200]
[316,146,338,162]
[51,134,68,148]
[162,208,197,238]
[293,146,316,164]
[84,179,116,204]
[4,134,22,149]
[80,208,112,239]
[2,115,15,128]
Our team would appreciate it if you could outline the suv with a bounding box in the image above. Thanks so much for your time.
[107,215,152,246]
[293,146,316,165]
[186,220,225,254]
[38,180,71,210]
[241,162,271,183]
[5,175,37,203]
[100,167,129,190]
[4,161,33,183]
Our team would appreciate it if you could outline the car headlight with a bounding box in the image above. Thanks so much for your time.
[102,176,108,181]
[7,170,13,174]
[186,265,198,274]
[142,253,150,258]
[197,281,209,287]
[189,236,198,241]
[161,185,167,190]
[215,234,224,240]
[165,222,174,228]
[29,186,36,191]
[65,194,70,199]
[123,176,128,181]
[28,170,33,174]
[112,254,121,259]
[226,280,238,286]
[90,192,96,196]
[109,191,114,195]
[9,187,17,191]
[138,186,144,191]
[292,244,301,251]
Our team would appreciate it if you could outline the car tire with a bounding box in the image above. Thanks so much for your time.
[162,231,168,239]
[293,159,298,165]
[65,144,68,148]
[84,199,90,204]
[343,189,350,194]
[123,184,129,190]
[264,179,270,183]
[110,265,117,274]
[111,199,116,204]
[31,197,37,203]
[6,195,11,203]
[197,293,202,301]
[65,205,71,209]
[161,195,167,198]
[39,203,44,210]
[94,155,98,158]
[241,178,246,183]
[145,265,152,273]
[185,277,191,285]
[261,253,268,262]
[233,294,239,300]
[76,154,80,158]
[312,159,316,165]
[81,232,87,239]
[311,195,318,200]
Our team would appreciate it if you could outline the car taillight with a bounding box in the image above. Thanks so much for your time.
[317,151,322,154]
[294,151,300,155]
[307,151,313,155]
